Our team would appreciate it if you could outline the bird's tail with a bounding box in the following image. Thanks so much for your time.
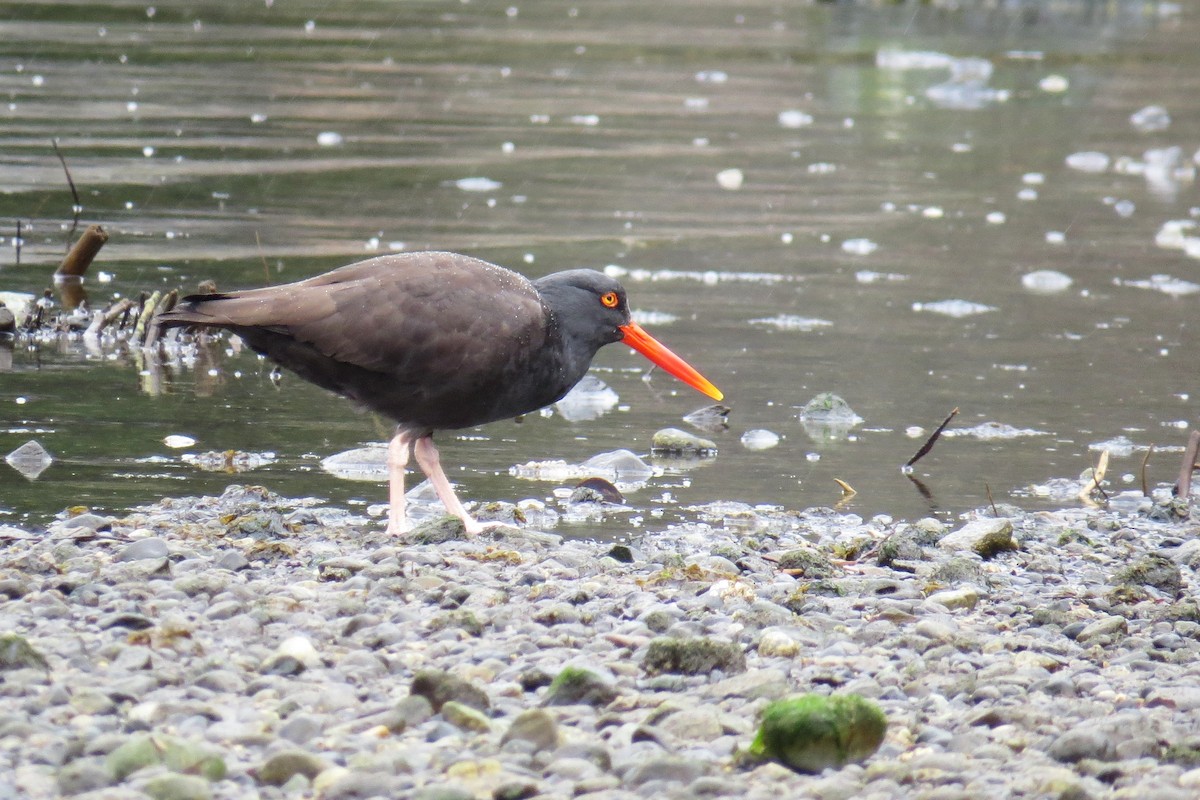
[156,293,234,329]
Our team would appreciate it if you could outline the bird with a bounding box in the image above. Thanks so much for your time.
[159,251,724,535]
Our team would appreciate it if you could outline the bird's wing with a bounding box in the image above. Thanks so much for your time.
[185,252,547,381]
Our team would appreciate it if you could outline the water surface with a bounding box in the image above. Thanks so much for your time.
[3,0,1197,536]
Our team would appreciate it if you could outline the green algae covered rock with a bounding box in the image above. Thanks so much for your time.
[0,633,49,671]
[748,693,886,773]
[106,733,226,782]
[542,666,618,707]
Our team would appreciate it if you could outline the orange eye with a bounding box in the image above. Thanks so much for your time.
[600,292,619,308]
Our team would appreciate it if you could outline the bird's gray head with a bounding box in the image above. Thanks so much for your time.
[534,269,631,350]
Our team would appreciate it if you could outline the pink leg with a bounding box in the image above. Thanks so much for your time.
[386,430,412,535]
[412,434,493,536]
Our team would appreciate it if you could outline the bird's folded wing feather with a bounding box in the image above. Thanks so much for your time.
[186,253,547,381]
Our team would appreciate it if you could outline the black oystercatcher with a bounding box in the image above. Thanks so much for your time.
[160,251,723,535]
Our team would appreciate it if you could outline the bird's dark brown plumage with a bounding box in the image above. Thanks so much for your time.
[160,250,722,534]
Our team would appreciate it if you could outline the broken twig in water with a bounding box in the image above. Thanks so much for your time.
[56,224,108,279]
[142,289,178,347]
[1140,444,1155,498]
[51,138,82,240]
[1174,430,1200,502]
[985,482,998,517]
[904,407,959,470]
[84,297,135,338]
[255,230,272,285]
[55,224,109,309]
[134,290,163,345]
[1078,449,1110,503]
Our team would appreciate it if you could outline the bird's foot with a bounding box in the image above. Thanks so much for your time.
[460,516,510,537]
[384,512,508,540]
[385,519,411,536]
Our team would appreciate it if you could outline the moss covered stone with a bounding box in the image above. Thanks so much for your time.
[255,750,331,786]
[410,669,490,713]
[748,693,887,773]
[428,609,485,637]
[140,773,213,800]
[542,666,618,707]
[875,533,925,568]
[0,633,49,671]
[407,516,468,544]
[776,547,837,579]
[1112,554,1181,599]
[106,733,226,783]
[643,637,746,676]
[442,700,492,733]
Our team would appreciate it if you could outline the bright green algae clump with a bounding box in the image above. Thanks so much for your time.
[748,693,887,773]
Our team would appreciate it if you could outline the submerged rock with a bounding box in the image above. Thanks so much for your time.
[5,440,53,480]
[321,444,387,481]
[798,393,862,443]
[0,292,34,326]
[1021,269,1073,294]
[747,693,887,773]
[569,477,624,505]
[740,429,780,450]
[554,375,619,421]
[182,450,274,473]
[798,393,862,424]
[512,449,655,484]
[651,428,718,457]
[683,403,731,433]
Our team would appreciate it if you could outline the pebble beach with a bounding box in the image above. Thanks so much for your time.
[3,485,1200,800]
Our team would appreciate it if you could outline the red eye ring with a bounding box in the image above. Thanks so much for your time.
[600,291,619,308]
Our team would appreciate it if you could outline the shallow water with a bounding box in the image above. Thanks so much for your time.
[2,0,1198,537]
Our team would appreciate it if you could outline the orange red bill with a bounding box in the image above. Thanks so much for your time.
[619,321,724,402]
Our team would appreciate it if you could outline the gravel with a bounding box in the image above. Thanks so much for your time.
[2,483,1200,799]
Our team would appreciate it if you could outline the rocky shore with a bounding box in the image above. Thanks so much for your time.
[2,485,1200,800]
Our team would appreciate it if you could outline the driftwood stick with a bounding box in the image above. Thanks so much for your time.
[1174,430,1200,501]
[133,290,163,344]
[1140,444,1155,498]
[1078,449,1110,502]
[85,298,135,337]
[52,138,82,239]
[905,407,959,469]
[142,289,178,347]
[56,224,108,279]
